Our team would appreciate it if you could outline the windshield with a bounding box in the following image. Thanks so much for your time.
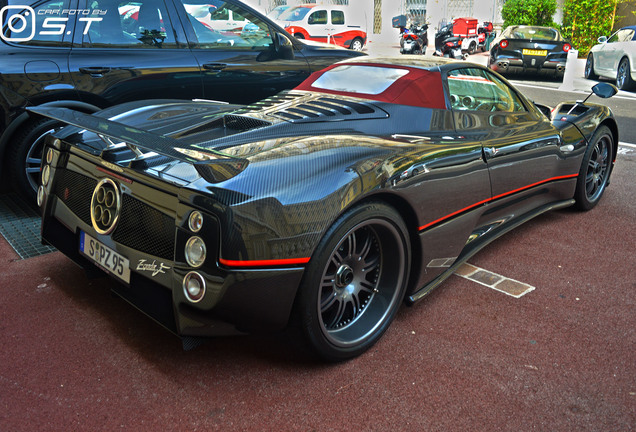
[278,6,312,22]
[311,65,410,94]
[504,26,560,41]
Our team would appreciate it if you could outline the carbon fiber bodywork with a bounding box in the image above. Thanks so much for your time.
[36,57,618,341]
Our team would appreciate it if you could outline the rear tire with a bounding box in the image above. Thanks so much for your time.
[585,53,598,80]
[8,117,61,205]
[350,37,364,51]
[295,202,410,361]
[574,125,613,211]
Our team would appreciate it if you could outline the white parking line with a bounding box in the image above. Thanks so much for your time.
[619,142,636,149]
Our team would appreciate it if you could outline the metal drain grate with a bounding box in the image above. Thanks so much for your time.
[0,194,56,259]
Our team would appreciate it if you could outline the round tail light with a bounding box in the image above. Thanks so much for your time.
[500,39,509,49]
[183,272,206,303]
[563,43,571,52]
[42,164,51,186]
[37,186,45,207]
[188,211,203,232]
[185,236,206,267]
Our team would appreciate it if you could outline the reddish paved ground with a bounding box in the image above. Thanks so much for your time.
[1,151,634,431]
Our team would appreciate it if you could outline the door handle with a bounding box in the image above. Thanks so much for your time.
[79,67,112,75]
[203,63,227,71]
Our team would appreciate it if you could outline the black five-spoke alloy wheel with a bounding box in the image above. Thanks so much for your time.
[296,202,410,361]
[574,125,613,210]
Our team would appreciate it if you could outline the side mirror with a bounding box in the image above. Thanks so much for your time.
[592,82,618,99]
[578,82,618,105]
[597,36,607,44]
[274,32,295,60]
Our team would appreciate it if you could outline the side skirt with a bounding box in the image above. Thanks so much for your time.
[406,198,575,304]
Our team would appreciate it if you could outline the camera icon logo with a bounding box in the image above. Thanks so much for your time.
[1,5,36,42]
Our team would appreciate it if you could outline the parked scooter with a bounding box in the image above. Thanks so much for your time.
[433,22,467,59]
[399,24,429,55]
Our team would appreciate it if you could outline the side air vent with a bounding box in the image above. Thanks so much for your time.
[556,103,589,116]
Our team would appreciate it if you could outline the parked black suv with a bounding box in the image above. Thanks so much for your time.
[0,0,364,200]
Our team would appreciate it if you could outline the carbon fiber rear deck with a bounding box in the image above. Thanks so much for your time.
[0,194,55,259]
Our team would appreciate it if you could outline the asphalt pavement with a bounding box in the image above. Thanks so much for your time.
[1,42,635,431]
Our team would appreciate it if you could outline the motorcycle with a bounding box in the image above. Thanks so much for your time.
[432,22,467,59]
[399,24,428,55]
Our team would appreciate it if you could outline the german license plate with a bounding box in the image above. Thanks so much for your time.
[80,231,130,283]
[522,49,547,56]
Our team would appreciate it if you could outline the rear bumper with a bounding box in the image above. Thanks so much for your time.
[41,191,304,339]
[490,56,566,75]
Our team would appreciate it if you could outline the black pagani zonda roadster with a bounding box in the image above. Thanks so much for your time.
[32,57,618,361]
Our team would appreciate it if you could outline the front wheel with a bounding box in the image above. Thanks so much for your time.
[295,202,410,361]
[616,58,636,91]
[574,125,613,211]
[350,37,364,51]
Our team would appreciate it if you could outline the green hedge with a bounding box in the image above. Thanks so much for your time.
[501,0,558,28]
[561,0,617,57]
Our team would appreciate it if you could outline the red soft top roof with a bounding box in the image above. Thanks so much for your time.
[294,62,447,110]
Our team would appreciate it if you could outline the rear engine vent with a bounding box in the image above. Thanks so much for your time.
[318,97,376,114]
[223,115,271,131]
[271,97,382,122]
[173,114,271,141]
[243,91,305,110]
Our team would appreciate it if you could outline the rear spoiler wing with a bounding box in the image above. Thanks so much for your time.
[27,106,248,183]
